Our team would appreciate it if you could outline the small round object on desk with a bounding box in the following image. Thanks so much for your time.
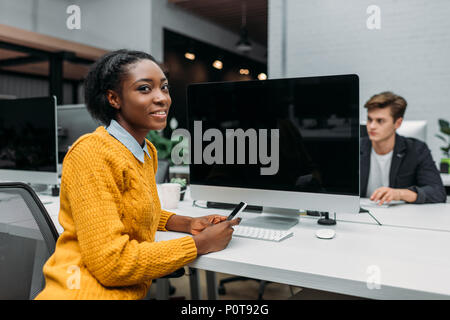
[315,229,336,239]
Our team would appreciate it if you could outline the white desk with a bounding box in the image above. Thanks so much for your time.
[40,194,63,234]
[441,174,450,186]
[41,193,450,300]
[360,198,450,233]
[0,193,44,239]
[156,199,450,300]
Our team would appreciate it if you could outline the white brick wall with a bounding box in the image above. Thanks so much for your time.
[268,0,285,78]
[269,0,450,164]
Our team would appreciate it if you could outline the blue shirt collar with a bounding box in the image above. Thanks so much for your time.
[106,119,152,163]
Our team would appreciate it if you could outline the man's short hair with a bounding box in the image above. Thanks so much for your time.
[364,91,407,122]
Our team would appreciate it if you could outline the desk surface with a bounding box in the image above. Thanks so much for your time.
[442,173,450,186]
[41,192,450,299]
[0,193,43,240]
[361,198,450,232]
[158,200,450,299]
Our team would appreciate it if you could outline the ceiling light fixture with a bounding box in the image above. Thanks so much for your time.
[236,1,252,53]
[212,59,223,70]
[184,52,196,60]
[258,73,267,80]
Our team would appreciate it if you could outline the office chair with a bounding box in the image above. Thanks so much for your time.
[218,277,269,300]
[0,182,59,300]
[154,267,186,299]
[0,182,183,300]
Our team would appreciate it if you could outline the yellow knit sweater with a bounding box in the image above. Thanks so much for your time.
[35,126,197,300]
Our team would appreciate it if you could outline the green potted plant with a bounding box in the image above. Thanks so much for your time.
[146,130,183,164]
[435,119,450,173]
[170,177,187,201]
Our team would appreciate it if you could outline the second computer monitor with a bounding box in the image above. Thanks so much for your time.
[57,104,101,162]
[187,74,360,215]
[0,96,58,185]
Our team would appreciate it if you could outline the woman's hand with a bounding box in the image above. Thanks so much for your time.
[193,218,241,255]
[190,215,227,235]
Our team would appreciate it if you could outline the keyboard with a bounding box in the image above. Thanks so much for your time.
[360,198,405,208]
[233,225,294,242]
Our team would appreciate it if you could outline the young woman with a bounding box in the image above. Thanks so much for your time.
[36,50,240,300]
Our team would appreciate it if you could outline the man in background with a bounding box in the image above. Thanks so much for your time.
[361,91,446,204]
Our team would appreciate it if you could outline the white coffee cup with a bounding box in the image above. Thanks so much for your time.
[159,183,181,209]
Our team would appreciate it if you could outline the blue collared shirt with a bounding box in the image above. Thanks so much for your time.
[106,120,152,163]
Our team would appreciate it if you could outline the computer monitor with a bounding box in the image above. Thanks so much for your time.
[187,74,360,229]
[57,104,101,163]
[0,97,58,185]
[155,159,170,184]
[360,120,427,143]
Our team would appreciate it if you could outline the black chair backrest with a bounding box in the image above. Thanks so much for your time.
[360,124,368,138]
[0,182,59,299]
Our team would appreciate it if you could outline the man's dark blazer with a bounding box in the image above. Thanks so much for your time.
[360,134,446,203]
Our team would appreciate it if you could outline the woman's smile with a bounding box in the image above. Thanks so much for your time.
[149,109,168,120]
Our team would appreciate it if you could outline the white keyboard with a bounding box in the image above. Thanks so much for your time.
[360,198,405,208]
[233,225,293,242]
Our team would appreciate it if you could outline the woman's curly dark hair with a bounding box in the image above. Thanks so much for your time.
[84,49,158,125]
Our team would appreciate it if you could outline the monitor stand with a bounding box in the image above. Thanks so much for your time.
[29,183,60,196]
[317,212,337,225]
[240,207,299,231]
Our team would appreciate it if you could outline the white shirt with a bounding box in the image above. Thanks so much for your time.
[366,148,393,197]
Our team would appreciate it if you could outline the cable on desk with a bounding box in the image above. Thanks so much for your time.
[368,211,382,226]
[360,207,382,226]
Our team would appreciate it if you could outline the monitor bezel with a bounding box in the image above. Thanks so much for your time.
[190,184,360,214]
[57,103,101,163]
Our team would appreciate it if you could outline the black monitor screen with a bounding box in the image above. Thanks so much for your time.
[0,97,57,172]
[187,74,359,196]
